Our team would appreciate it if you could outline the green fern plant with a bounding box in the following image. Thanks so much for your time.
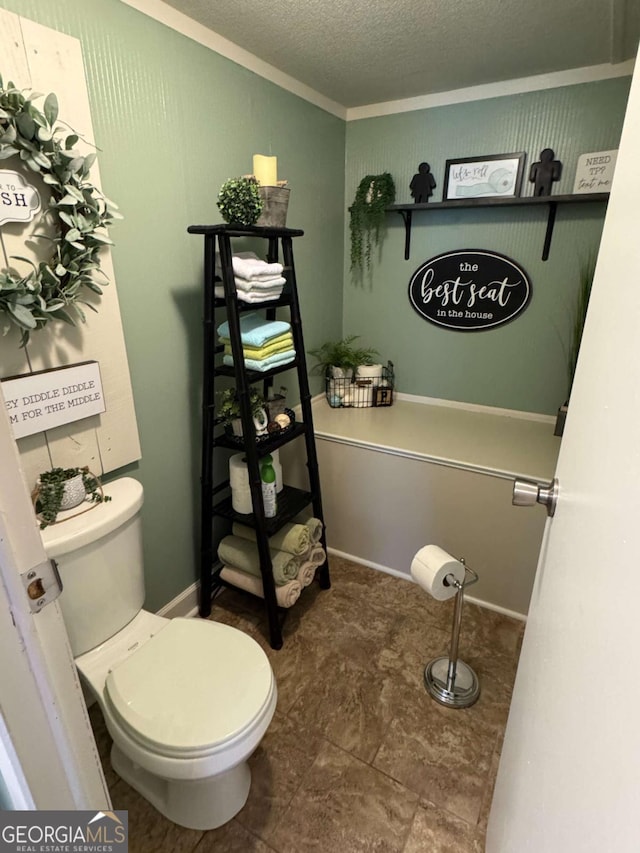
[216,385,266,426]
[308,335,379,375]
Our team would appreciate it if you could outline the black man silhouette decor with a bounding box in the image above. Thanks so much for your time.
[410,162,437,203]
[529,149,562,196]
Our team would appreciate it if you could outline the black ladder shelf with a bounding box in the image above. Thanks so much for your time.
[187,222,331,649]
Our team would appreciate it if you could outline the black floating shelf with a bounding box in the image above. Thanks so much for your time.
[387,192,609,261]
[213,485,314,535]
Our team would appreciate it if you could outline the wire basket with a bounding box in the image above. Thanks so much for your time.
[325,361,394,408]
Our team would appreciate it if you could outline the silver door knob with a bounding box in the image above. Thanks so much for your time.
[512,477,558,517]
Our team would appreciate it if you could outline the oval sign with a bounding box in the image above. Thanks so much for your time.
[408,249,531,331]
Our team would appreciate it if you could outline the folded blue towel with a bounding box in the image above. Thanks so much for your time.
[223,349,296,372]
[217,311,291,347]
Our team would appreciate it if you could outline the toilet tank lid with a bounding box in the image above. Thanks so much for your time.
[40,477,143,558]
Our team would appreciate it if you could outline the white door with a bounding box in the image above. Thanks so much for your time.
[0,384,110,810]
[486,54,640,852]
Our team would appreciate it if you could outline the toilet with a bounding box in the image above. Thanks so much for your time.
[40,477,277,831]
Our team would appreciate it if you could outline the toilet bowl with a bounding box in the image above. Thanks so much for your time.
[41,477,277,830]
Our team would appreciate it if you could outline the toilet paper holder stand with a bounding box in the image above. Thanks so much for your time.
[424,558,480,709]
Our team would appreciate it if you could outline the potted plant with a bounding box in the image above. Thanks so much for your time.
[308,335,379,379]
[555,255,596,436]
[308,336,380,407]
[349,172,396,272]
[217,176,263,226]
[216,386,267,436]
[33,466,110,528]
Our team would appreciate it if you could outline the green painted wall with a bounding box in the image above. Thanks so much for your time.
[344,79,631,414]
[0,0,345,610]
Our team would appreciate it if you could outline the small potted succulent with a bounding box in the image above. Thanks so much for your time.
[33,466,110,528]
[217,176,263,226]
[216,386,268,436]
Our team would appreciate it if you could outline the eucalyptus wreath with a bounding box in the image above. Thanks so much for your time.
[0,75,121,345]
[217,176,263,226]
[349,172,396,271]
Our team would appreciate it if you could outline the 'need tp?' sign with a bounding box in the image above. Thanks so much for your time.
[2,361,105,439]
[408,249,531,331]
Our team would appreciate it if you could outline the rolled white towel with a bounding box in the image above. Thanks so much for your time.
[309,545,326,567]
[297,561,317,587]
[220,565,302,608]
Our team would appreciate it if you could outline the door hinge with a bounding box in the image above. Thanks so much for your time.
[21,559,63,613]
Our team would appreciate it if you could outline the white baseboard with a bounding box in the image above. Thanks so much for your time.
[160,545,527,624]
[156,581,200,618]
[327,547,527,622]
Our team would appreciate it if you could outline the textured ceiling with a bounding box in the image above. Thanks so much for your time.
[161,0,639,107]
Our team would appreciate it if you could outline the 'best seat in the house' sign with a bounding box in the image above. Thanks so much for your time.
[408,250,531,331]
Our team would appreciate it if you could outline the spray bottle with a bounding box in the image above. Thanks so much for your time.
[260,454,277,518]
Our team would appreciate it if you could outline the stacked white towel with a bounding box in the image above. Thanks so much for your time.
[215,251,286,303]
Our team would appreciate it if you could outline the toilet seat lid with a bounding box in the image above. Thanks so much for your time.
[105,618,274,754]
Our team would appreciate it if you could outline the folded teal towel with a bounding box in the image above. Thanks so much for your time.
[217,535,300,585]
[217,311,291,347]
[223,350,296,372]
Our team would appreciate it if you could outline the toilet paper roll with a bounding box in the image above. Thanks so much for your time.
[229,454,249,489]
[410,544,465,601]
[231,486,253,514]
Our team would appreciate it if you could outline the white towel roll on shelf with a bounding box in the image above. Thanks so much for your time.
[411,544,465,601]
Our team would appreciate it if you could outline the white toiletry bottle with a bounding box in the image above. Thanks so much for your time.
[260,454,277,518]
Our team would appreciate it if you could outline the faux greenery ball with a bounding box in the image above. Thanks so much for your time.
[217,177,263,226]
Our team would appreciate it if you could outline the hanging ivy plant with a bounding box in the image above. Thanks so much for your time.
[0,75,121,345]
[349,172,395,272]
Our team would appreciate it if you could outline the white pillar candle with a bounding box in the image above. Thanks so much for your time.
[253,154,277,186]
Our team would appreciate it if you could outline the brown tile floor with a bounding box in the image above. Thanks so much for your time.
[90,557,524,852]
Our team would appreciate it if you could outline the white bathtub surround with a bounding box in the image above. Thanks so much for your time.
[280,395,560,618]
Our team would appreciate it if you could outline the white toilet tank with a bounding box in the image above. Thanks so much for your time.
[40,477,146,657]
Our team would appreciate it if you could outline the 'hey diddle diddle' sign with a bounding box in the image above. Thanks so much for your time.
[408,250,531,331]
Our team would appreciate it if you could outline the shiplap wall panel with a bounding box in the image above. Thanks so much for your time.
[0,10,140,488]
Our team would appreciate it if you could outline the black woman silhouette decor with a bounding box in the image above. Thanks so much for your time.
[410,162,436,203]
[529,149,562,196]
